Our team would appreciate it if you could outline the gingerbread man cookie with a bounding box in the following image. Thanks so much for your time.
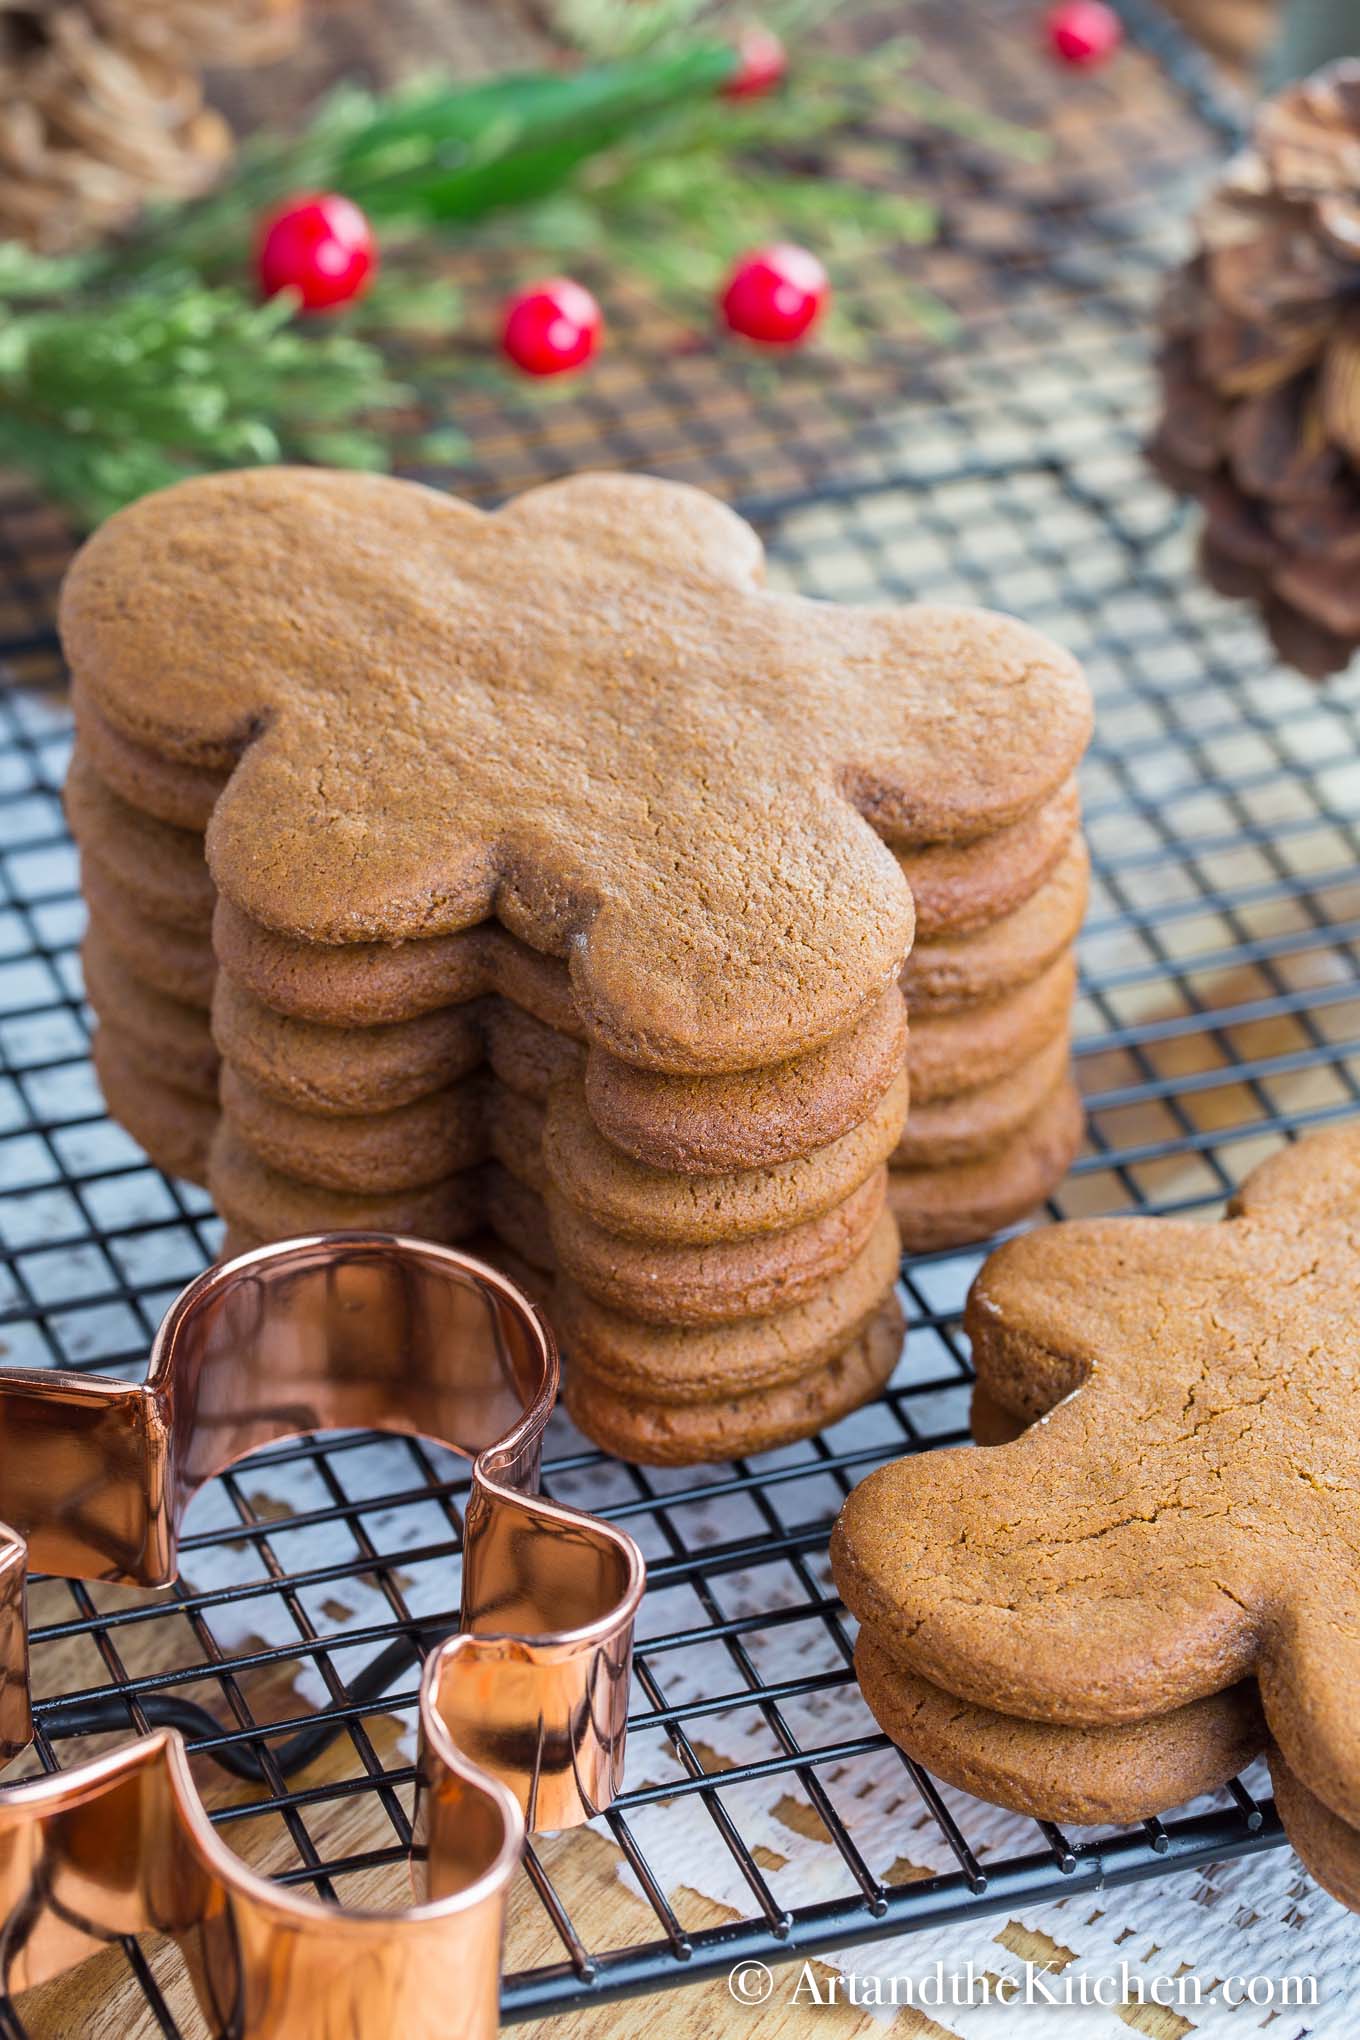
[60,467,1089,1074]
[832,1123,1360,1892]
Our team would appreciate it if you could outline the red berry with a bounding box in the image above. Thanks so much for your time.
[723,25,787,99]
[500,278,602,377]
[256,193,376,312]
[720,244,829,347]
[1046,0,1122,65]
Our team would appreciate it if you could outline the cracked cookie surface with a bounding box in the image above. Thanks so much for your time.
[832,1124,1360,1848]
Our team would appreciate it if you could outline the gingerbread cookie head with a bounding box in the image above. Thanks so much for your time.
[59,468,1089,1073]
[831,1123,1360,1833]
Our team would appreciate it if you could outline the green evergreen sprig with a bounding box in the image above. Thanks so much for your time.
[0,2,1042,527]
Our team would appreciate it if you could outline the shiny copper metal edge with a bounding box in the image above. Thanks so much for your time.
[0,1232,645,2038]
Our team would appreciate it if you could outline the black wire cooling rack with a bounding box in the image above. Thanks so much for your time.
[2,2,1356,2031]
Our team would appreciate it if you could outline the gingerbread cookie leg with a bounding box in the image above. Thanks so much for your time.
[565,1291,905,1466]
[1271,1749,1360,1912]
[855,1638,1265,1825]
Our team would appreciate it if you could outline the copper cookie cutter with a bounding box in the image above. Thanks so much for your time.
[0,1233,645,2038]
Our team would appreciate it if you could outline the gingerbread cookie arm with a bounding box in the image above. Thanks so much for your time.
[204,701,505,944]
[58,468,482,765]
[826,603,1093,844]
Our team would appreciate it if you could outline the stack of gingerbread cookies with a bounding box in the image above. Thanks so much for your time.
[61,466,1090,1465]
[888,783,1089,1254]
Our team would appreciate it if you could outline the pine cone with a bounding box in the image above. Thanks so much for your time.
[0,0,301,254]
[1151,62,1360,679]
[88,0,302,68]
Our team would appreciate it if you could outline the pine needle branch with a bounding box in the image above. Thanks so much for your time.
[0,1,1041,525]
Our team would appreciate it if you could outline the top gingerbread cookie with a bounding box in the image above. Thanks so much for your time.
[60,468,1089,1073]
[831,1123,1360,1836]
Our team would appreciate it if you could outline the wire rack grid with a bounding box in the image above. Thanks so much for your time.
[2,4,1357,2032]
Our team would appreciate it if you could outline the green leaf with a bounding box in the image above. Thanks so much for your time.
[0,242,96,300]
[0,278,412,525]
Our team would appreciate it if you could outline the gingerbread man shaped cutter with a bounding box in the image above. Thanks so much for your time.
[0,1232,645,2038]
